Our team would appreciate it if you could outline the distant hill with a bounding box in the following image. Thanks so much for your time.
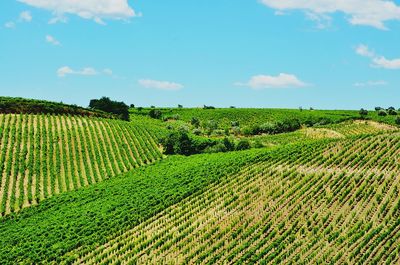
[0,97,115,119]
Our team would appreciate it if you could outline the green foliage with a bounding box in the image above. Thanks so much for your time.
[149,109,162,119]
[236,139,251,151]
[359,108,368,117]
[89,97,130,121]
[191,117,200,128]
[0,150,264,264]
[0,96,114,119]
[378,110,388,116]
[0,114,164,216]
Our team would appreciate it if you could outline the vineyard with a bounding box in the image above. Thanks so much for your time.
[65,132,400,264]
[0,106,400,264]
[0,114,163,215]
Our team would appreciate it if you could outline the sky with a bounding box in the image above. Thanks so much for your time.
[0,0,400,110]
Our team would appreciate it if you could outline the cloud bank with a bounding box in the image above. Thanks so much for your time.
[356,44,400,69]
[235,73,307,89]
[19,0,137,24]
[138,79,184,91]
[261,0,400,29]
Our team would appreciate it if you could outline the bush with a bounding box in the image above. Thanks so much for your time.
[192,128,202,135]
[388,109,397,116]
[149,109,162,119]
[378,110,388,116]
[359,108,368,117]
[204,143,227,153]
[191,117,200,128]
[395,117,400,126]
[236,139,251,151]
[160,131,194,156]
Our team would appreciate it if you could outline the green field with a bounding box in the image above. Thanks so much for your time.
[0,114,163,215]
[1,100,400,264]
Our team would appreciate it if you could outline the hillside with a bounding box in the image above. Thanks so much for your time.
[0,129,399,263]
[0,114,163,215]
[0,97,115,119]
[68,132,400,264]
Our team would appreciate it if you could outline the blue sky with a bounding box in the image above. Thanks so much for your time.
[0,0,399,109]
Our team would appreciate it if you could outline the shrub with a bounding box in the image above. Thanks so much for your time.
[388,109,397,116]
[204,143,227,153]
[359,108,368,117]
[149,109,162,119]
[191,117,200,128]
[395,117,400,126]
[378,110,388,116]
[223,137,235,151]
[192,128,202,135]
[160,131,193,156]
[236,139,251,151]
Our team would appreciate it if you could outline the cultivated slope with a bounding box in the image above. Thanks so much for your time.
[0,114,163,215]
[74,132,400,264]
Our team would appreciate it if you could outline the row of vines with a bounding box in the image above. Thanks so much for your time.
[72,133,400,264]
[0,114,163,215]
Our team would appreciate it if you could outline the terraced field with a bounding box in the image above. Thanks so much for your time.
[68,132,400,264]
[0,114,163,215]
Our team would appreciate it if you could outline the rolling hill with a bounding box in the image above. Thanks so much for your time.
[0,113,164,215]
[0,100,400,264]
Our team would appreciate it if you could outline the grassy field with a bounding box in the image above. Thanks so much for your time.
[1,103,400,264]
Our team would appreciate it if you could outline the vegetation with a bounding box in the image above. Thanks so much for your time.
[0,97,114,119]
[0,149,265,264]
[63,133,400,264]
[89,97,130,121]
[0,114,162,215]
[1,98,400,264]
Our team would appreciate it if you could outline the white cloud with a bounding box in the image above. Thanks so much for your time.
[138,79,184,91]
[372,57,400,69]
[19,0,137,24]
[356,44,400,69]
[4,22,16,28]
[354,80,388,87]
[261,0,400,30]
[57,66,98,77]
[19,11,32,22]
[45,35,61,46]
[235,73,308,89]
[355,44,375,57]
[103,68,113,75]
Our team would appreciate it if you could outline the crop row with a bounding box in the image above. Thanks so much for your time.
[71,132,400,264]
[0,114,163,215]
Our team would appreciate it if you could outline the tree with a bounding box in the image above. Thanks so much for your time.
[375,107,382,111]
[236,139,251,151]
[160,131,194,156]
[130,104,135,108]
[378,110,387,116]
[149,109,162,119]
[359,108,368,117]
[89,97,129,121]
[395,117,400,126]
[178,104,183,108]
[388,109,397,116]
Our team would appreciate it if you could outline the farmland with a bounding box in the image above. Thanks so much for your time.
[0,114,163,215]
[0,100,400,264]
